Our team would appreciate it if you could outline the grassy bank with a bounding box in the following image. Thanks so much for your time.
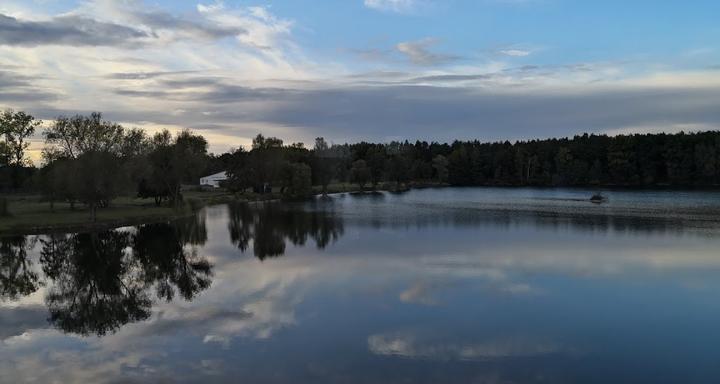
[0,190,235,234]
[0,181,444,235]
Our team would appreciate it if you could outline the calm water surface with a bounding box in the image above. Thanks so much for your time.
[2,187,720,383]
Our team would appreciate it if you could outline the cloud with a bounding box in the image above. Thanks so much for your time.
[396,38,460,65]
[196,2,293,51]
[131,8,245,41]
[0,305,50,340]
[0,0,719,159]
[0,14,148,47]
[0,69,58,103]
[104,70,198,80]
[399,280,446,305]
[409,73,495,83]
[368,332,562,361]
[488,0,545,4]
[499,48,532,57]
[364,0,419,13]
[132,309,252,339]
[207,79,720,144]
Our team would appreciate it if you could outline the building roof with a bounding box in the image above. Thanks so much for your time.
[200,171,227,179]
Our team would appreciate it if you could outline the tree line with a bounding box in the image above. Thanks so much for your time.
[2,109,720,217]
[218,129,720,192]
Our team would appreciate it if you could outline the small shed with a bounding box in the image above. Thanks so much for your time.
[199,171,228,188]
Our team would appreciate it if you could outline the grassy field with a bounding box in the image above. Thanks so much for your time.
[0,190,236,234]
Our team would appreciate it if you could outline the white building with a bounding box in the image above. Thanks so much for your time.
[199,171,228,188]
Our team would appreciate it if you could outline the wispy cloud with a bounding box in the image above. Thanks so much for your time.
[364,0,419,13]
[396,38,460,65]
[368,331,563,361]
[499,48,532,57]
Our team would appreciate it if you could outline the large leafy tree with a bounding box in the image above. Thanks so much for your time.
[41,113,145,216]
[0,110,41,188]
[141,129,208,206]
[43,112,125,158]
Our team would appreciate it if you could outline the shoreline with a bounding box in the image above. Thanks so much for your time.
[4,182,718,235]
[0,182,443,235]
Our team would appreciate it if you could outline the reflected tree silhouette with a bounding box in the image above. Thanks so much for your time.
[0,236,40,301]
[228,202,344,260]
[41,231,151,336]
[38,215,213,336]
[172,214,208,246]
[133,221,213,301]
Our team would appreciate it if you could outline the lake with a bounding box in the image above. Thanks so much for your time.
[2,187,720,383]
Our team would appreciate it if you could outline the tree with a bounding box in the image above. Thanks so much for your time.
[0,141,8,167]
[174,129,208,185]
[143,129,208,206]
[37,157,75,211]
[553,147,573,185]
[0,110,41,188]
[247,134,285,193]
[432,155,449,183]
[350,159,371,190]
[695,143,717,184]
[607,137,638,185]
[312,137,335,195]
[44,112,125,158]
[73,151,127,221]
[366,146,386,188]
[225,147,251,193]
[41,113,150,215]
[284,162,312,198]
[386,154,410,187]
[252,134,283,150]
[447,146,473,185]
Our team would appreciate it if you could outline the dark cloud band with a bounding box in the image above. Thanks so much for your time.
[0,14,148,47]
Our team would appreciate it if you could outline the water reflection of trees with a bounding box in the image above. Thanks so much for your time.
[228,202,344,260]
[344,194,716,237]
[41,231,151,336]
[0,236,40,301]
[35,215,213,336]
[133,218,212,301]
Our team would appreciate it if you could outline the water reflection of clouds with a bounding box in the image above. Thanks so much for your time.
[368,331,563,361]
[335,189,720,237]
[3,190,720,382]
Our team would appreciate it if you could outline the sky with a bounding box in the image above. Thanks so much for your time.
[1,0,720,158]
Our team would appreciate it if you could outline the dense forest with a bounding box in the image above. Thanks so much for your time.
[2,110,720,217]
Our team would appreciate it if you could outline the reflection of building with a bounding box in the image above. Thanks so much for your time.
[199,171,227,188]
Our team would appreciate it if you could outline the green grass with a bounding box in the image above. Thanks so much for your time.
[0,190,235,234]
